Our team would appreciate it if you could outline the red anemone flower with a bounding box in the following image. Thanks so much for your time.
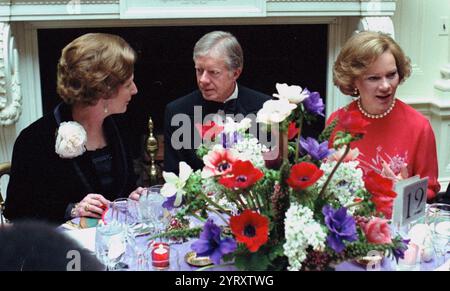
[202,148,237,178]
[195,121,224,141]
[286,162,324,191]
[230,210,269,252]
[219,160,264,189]
[338,110,370,135]
[364,171,397,219]
[288,122,300,140]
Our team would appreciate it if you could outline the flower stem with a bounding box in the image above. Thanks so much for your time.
[255,191,266,212]
[191,213,207,223]
[224,192,245,212]
[294,113,304,163]
[236,195,248,210]
[206,207,229,225]
[344,201,362,209]
[241,191,256,210]
[248,190,261,212]
[198,191,229,213]
[318,144,350,200]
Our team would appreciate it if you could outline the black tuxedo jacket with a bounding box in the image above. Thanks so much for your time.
[4,103,137,224]
[164,84,271,174]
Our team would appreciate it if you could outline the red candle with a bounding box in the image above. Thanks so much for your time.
[152,243,170,269]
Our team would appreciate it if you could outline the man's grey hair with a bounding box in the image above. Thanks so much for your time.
[193,31,243,71]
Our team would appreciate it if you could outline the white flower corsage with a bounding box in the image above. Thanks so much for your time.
[55,121,87,159]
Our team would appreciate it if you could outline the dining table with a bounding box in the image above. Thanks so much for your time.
[60,217,449,271]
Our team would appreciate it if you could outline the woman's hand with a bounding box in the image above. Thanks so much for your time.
[128,187,146,201]
[381,160,408,182]
[74,194,110,218]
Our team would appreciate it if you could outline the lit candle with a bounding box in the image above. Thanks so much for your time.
[152,243,170,269]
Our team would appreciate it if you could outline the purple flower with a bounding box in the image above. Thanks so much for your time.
[191,219,237,264]
[322,205,357,253]
[162,195,179,211]
[221,131,243,149]
[300,137,333,161]
[303,91,324,116]
[393,238,410,263]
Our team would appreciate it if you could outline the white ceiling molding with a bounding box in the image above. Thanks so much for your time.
[356,16,395,37]
[0,0,396,21]
[434,64,450,93]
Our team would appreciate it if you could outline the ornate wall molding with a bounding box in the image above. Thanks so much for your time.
[0,22,21,126]
[434,64,450,92]
[9,1,118,4]
[1,0,396,21]
[357,16,395,36]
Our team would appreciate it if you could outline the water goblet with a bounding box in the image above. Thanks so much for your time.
[110,198,141,270]
[139,185,168,238]
[425,203,450,267]
[95,221,127,271]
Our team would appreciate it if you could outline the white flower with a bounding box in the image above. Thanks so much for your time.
[315,160,364,213]
[237,118,252,132]
[160,162,193,207]
[273,83,310,104]
[222,117,252,134]
[55,121,87,159]
[229,137,267,169]
[284,203,327,271]
[256,99,297,124]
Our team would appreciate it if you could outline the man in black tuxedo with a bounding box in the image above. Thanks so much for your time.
[164,31,271,173]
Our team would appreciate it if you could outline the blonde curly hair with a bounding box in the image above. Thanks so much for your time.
[333,31,411,97]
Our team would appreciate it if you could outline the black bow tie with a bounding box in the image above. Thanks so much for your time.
[203,98,237,115]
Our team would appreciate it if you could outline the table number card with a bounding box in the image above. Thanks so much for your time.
[393,176,428,227]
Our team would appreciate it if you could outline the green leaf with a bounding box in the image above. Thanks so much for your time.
[234,251,271,271]
[318,118,338,142]
[268,244,285,261]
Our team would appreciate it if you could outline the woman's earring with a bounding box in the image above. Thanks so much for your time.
[353,88,359,96]
[103,102,109,114]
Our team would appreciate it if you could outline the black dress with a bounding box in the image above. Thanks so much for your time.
[4,103,137,224]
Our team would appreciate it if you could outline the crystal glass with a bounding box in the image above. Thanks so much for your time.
[102,198,139,270]
[111,198,134,224]
[138,185,168,237]
[425,203,450,266]
[95,221,126,270]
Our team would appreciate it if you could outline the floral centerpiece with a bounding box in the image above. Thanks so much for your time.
[157,83,409,271]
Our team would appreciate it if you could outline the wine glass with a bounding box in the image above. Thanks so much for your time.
[425,203,450,267]
[114,198,144,270]
[95,221,126,270]
[138,186,168,236]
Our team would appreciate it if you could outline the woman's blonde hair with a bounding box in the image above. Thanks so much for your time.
[57,33,136,105]
[333,31,411,97]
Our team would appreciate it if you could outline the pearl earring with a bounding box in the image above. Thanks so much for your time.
[353,88,359,96]
[103,102,108,114]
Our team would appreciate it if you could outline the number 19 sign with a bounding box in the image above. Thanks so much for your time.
[393,176,428,226]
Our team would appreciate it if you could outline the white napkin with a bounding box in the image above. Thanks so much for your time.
[407,223,434,262]
[63,228,96,253]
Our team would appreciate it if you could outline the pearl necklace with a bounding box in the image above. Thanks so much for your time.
[357,98,396,119]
